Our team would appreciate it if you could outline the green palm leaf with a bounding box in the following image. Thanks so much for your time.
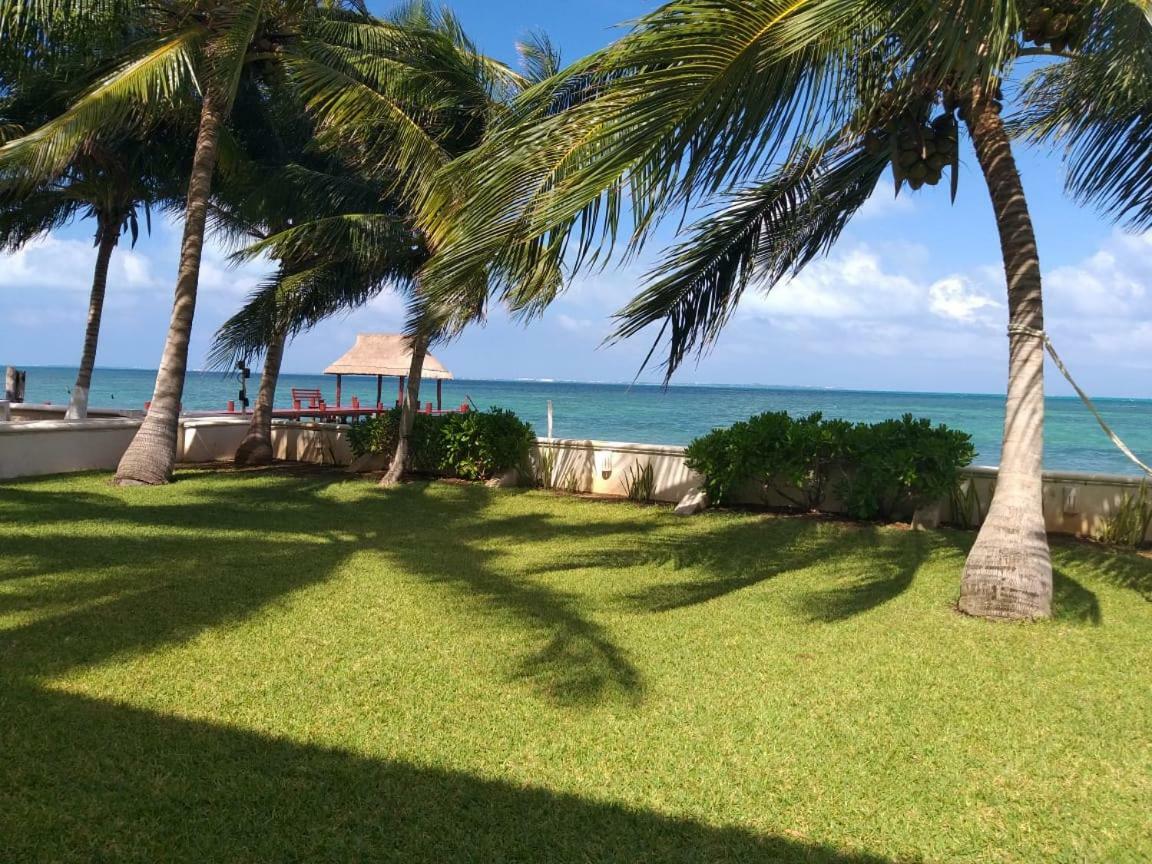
[612,143,887,377]
[0,25,205,187]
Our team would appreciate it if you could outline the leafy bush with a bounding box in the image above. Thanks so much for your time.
[684,420,757,504]
[776,412,854,511]
[841,414,976,521]
[686,411,974,522]
[685,411,852,507]
[347,407,401,458]
[439,408,536,481]
[347,407,534,481]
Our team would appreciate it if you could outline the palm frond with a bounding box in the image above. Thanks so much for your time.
[612,142,888,379]
[1018,0,1152,228]
[423,0,1019,316]
[0,185,80,247]
[518,31,561,85]
[0,25,204,188]
[283,40,451,209]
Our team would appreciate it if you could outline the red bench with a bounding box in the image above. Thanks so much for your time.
[291,388,324,409]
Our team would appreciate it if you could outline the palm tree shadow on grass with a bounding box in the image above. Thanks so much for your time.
[1,473,909,860]
[591,517,937,622]
[0,684,909,864]
[0,471,648,707]
[375,482,649,706]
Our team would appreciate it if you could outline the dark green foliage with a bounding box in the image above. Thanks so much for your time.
[777,413,854,511]
[439,408,536,482]
[841,414,977,522]
[348,408,535,481]
[347,407,402,458]
[687,411,974,522]
[685,411,851,508]
[1094,483,1152,549]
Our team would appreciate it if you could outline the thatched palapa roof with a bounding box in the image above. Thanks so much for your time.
[324,333,454,379]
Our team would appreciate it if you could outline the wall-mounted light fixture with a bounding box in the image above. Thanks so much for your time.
[596,450,615,480]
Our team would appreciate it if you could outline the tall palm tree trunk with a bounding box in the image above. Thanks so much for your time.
[959,87,1052,620]
[65,217,119,420]
[380,331,430,487]
[234,328,286,467]
[115,89,228,485]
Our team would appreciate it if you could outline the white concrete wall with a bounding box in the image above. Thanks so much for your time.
[270,421,354,466]
[179,417,251,463]
[0,418,142,479]
[0,416,353,479]
[534,438,1152,543]
[2,421,1147,543]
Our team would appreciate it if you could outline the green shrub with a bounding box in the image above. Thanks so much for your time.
[686,411,974,522]
[685,411,852,508]
[1094,483,1152,549]
[684,421,755,504]
[439,408,536,481]
[776,412,854,511]
[347,407,534,481]
[841,414,976,521]
[347,408,402,458]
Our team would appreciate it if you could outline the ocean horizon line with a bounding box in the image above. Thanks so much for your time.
[13,363,1152,403]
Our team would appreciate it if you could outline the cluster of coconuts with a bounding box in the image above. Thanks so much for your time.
[1022,2,1087,53]
[864,108,959,191]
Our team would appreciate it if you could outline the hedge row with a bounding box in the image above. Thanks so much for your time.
[347,407,535,481]
[686,411,975,521]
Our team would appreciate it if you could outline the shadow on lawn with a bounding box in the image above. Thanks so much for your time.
[0,472,647,706]
[0,684,907,864]
[375,482,648,705]
[1,473,908,861]
[592,516,937,622]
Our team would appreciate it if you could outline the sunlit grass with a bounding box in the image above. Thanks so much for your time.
[1,467,1149,863]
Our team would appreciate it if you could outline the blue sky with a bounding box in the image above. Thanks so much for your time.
[1,0,1149,396]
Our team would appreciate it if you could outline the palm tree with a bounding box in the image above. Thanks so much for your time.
[0,0,431,483]
[0,135,186,417]
[211,8,560,483]
[0,23,187,418]
[423,0,1148,621]
[207,165,425,467]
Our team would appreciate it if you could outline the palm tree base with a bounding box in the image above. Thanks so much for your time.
[959,500,1053,620]
[234,435,274,467]
[378,469,405,488]
[114,412,177,485]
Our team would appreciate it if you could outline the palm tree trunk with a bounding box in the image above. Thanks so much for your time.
[65,218,119,420]
[234,329,285,467]
[959,87,1052,620]
[380,332,430,487]
[115,88,228,485]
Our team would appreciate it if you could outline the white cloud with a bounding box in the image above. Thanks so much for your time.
[120,251,158,287]
[1046,230,1151,319]
[928,276,1000,323]
[741,245,925,320]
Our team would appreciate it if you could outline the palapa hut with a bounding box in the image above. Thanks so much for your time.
[325,333,453,410]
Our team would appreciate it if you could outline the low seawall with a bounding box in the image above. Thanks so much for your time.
[1,418,1147,543]
[0,416,352,480]
[535,438,1151,544]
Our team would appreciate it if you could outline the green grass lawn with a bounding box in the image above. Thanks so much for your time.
[1,468,1150,863]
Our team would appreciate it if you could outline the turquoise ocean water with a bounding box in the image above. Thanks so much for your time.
[18,365,1152,475]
